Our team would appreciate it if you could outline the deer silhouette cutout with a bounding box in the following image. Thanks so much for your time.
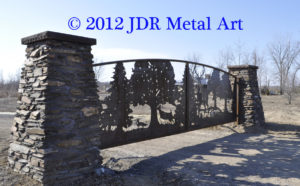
[136,119,148,128]
[158,105,173,122]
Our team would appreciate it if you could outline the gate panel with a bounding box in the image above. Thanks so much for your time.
[94,59,236,148]
[188,64,234,129]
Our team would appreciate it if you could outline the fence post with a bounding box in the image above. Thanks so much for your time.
[228,65,265,131]
[8,31,102,184]
[236,78,239,126]
[185,63,190,130]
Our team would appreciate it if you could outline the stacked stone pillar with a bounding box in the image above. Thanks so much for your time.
[228,65,265,131]
[8,31,102,184]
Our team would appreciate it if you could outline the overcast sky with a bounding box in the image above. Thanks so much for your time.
[0,0,300,80]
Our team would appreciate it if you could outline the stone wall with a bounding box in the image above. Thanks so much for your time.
[228,65,265,131]
[8,31,102,184]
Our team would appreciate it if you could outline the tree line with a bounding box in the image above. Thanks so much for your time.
[215,38,300,104]
[0,69,20,98]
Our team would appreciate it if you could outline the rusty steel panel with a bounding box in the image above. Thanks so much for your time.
[93,59,237,149]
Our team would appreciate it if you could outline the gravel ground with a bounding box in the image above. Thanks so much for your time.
[100,124,300,186]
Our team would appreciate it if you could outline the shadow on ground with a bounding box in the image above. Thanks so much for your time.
[1,114,300,185]
[266,122,300,132]
[104,124,300,185]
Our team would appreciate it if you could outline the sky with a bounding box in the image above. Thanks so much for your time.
[0,0,300,80]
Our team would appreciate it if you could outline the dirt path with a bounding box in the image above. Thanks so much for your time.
[100,124,300,186]
[0,114,300,185]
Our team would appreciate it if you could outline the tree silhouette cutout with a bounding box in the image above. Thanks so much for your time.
[175,64,197,126]
[97,61,237,149]
[192,66,208,116]
[102,62,132,134]
[208,69,221,108]
[220,73,232,112]
[130,60,175,128]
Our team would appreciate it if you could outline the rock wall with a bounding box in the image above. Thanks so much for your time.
[228,65,265,131]
[8,31,102,184]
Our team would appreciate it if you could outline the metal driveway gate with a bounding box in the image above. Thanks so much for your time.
[93,59,238,148]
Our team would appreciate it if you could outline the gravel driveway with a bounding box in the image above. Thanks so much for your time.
[1,113,300,185]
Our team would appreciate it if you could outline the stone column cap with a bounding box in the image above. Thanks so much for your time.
[21,31,96,45]
[228,65,258,70]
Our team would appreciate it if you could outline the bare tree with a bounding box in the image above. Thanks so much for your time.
[285,65,300,104]
[251,49,265,89]
[186,53,203,76]
[94,66,103,81]
[216,41,250,70]
[264,68,272,91]
[234,40,245,65]
[251,49,263,66]
[0,69,20,98]
[0,69,3,87]
[93,58,103,81]
[268,38,300,95]
[0,70,3,97]
[243,52,251,65]
[7,69,20,97]
[186,53,202,63]
[216,48,235,70]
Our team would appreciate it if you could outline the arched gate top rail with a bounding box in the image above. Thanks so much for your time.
[93,58,237,79]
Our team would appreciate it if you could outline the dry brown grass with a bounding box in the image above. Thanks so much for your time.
[262,94,300,125]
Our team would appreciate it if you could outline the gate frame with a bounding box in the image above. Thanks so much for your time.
[93,58,240,133]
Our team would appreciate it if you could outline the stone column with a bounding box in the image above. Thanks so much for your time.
[8,31,102,184]
[228,65,265,132]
